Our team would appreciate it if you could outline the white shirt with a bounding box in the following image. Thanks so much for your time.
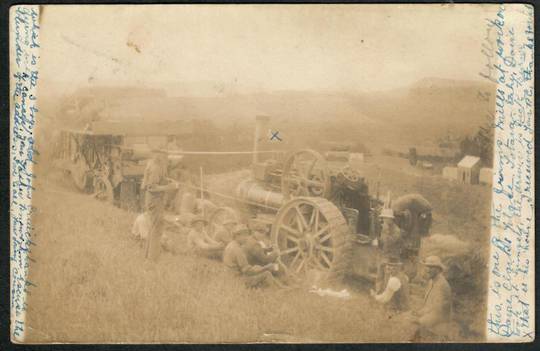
[375,276,402,303]
[132,213,150,240]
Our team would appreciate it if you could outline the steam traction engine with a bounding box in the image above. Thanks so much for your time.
[236,150,422,280]
[231,118,432,283]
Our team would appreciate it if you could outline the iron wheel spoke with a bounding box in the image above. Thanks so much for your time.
[295,206,309,232]
[295,256,307,274]
[290,251,302,269]
[308,208,316,227]
[287,235,300,244]
[315,225,331,238]
[320,252,332,267]
[319,232,332,243]
[319,245,333,253]
[280,247,299,255]
[281,224,301,237]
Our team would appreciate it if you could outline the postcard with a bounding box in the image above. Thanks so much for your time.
[10,4,534,343]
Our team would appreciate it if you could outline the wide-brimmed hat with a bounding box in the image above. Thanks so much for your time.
[222,218,237,226]
[232,225,250,238]
[421,255,446,271]
[191,216,208,225]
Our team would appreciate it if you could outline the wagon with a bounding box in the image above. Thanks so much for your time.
[54,120,191,211]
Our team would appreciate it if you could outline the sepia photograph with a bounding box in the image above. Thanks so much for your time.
[9,3,534,344]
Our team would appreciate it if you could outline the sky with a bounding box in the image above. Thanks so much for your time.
[38,4,499,94]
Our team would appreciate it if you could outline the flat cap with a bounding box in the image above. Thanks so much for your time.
[191,216,208,225]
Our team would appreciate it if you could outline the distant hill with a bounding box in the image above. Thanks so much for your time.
[39,77,496,150]
[350,77,496,147]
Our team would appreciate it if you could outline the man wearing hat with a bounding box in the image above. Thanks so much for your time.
[392,194,433,279]
[213,218,237,246]
[411,255,453,341]
[141,147,179,261]
[376,206,403,293]
[187,216,224,259]
[370,257,410,314]
[223,225,283,288]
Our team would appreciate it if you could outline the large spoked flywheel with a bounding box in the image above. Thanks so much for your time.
[281,149,330,200]
[271,197,352,282]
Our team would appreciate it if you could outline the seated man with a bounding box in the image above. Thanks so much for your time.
[223,226,283,289]
[187,216,223,259]
[411,255,455,341]
[213,218,237,246]
[175,191,197,224]
[370,259,410,315]
[243,229,278,266]
[194,190,218,219]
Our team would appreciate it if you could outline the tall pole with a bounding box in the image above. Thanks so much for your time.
[199,166,204,218]
[253,115,270,165]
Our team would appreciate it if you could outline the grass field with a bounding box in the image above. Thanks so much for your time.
[22,157,491,343]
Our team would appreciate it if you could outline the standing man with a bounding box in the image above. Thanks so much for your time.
[392,194,433,279]
[376,207,403,293]
[411,255,453,341]
[223,226,283,289]
[141,147,178,261]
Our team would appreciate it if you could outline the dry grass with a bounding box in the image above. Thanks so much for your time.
[23,158,490,343]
